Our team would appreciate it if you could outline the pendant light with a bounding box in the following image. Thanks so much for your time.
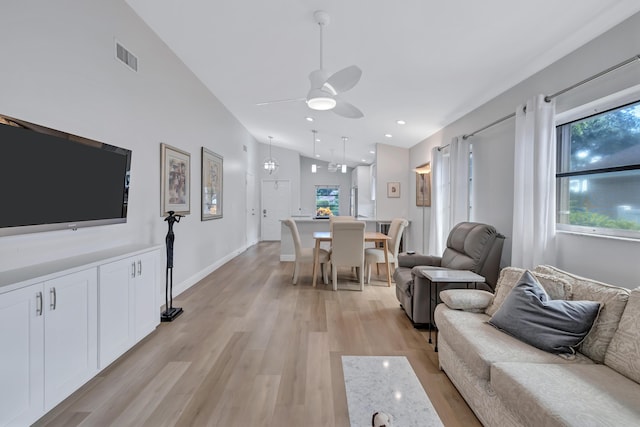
[263,136,279,175]
[311,130,318,173]
[341,136,347,173]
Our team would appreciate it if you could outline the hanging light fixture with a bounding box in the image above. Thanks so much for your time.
[263,136,279,175]
[341,136,347,173]
[311,130,318,173]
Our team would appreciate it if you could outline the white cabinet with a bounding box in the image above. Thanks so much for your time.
[98,249,159,369]
[0,284,44,427]
[43,269,98,409]
[0,268,97,426]
[0,244,160,427]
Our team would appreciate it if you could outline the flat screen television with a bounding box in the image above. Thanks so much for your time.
[0,114,132,237]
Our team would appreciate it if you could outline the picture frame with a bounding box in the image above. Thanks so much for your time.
[416,162,431,207]
[387,182,400,198]
[160,143,190,216]
[201,147,223,220]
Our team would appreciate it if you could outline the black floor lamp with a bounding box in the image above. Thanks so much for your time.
[161,210,184,322]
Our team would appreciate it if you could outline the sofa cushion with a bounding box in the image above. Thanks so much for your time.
[434,305,592,382]
[489,271,601,355]
[491,362,640,427]
[535,265,630,363]
[605,288,640,384]
[485,267,572,317]
[440,289,493,312]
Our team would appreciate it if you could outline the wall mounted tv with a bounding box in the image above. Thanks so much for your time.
[0,114,132,237]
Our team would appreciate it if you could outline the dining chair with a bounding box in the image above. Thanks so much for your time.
[365,217,408,284]
[283,218,329,285]
[329,221,365,291]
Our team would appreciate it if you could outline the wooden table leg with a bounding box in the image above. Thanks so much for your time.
[312,239,320,287]
[383,240,391,287]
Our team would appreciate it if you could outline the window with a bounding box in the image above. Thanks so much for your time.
[556,98,640,238]
[315,185,339,216]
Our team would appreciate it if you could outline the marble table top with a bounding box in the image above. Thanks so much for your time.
[342,355,443,427]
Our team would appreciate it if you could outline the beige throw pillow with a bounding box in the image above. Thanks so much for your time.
[440,289,494,313]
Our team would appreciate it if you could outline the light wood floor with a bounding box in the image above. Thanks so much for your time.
[35,242,481,427]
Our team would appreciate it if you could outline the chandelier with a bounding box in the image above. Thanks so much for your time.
[263,136,279,175]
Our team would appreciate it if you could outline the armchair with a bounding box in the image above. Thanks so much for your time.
[393,222,505,326]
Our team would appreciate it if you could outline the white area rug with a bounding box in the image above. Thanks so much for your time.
[342,356,443,427]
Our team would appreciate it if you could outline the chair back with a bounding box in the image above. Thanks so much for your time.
[441,222,505,288]
[329,215,356,232]
[387,218,409,258]
[331,221,365,266]
[282,218,302,257]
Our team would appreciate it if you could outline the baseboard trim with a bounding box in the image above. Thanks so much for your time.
[158,244,250,304]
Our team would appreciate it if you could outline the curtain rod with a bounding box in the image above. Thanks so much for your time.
[461,53,640,140]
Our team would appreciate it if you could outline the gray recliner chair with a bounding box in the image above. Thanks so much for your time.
[393,222,505,326]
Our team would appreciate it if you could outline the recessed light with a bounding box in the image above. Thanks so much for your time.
[385,134,392,138]
[315,154,320,158]
[396,120,406,125]
[361,159,367,162]
[306,117,314,122]
[315,138,320,142]
[369,150,375,154]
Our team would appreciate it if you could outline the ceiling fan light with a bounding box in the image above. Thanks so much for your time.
[306,88,336,110]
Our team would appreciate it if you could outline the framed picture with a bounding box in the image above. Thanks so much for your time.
[201,147,223,220]
[160,143,190,216]
[387,182,400,198]
[416,162,431,207]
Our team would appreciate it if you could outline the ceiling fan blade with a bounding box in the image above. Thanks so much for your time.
[324,65,362,94]
[256,97,305,106]
[333,99,364,119]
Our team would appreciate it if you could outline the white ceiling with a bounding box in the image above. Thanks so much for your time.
[126,0,640,167]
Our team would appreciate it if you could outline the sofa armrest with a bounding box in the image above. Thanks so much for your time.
[439,289,494,312]
[397,253,442,268]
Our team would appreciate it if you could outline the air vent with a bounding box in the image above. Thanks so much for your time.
[115,42,138,72]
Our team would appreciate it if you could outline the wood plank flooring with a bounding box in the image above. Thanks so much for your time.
[34,242,481,427]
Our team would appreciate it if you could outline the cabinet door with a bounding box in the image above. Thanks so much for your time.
[0,285,44,427]
[98,258,134,369]
[43,268,97,410]
[133,250,159,340]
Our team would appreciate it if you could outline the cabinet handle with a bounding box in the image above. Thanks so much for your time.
[36,291,43,316]
[132,262,136,278]
[137,260,142,276]
[50,287,57,310]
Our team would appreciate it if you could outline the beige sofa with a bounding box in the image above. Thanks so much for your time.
[434,265,640,427]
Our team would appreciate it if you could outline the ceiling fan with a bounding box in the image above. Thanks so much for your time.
[257,10,364,119]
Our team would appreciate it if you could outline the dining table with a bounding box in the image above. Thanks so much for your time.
[311,231,392,287]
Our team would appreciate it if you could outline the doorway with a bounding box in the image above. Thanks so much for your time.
[261,179,290,241]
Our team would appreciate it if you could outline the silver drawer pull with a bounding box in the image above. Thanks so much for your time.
[50,287,57,310]
[36,291,43,316]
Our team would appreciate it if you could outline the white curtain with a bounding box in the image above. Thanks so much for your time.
[449,136,471,227]
[512,94,557,269]
[429,146,447,255]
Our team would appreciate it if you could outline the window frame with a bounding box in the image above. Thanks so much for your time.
[555,84,640,240]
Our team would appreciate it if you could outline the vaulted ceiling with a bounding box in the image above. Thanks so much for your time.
[126,0,640,167]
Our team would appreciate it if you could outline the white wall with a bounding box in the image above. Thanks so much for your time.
[375,144,410,220]
[409,12,640,288]
[0,1,260,297]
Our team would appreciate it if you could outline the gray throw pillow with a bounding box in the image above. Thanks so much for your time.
[489,271,601,355]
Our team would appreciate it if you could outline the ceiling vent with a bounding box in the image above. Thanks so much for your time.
[115,41,138,72]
